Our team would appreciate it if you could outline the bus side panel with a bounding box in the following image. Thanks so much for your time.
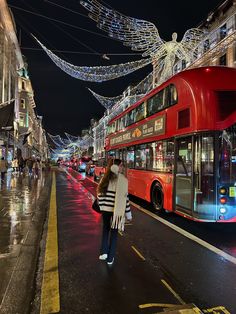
[127,169,173,211]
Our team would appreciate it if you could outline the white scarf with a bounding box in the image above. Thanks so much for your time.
[110,165,128,231]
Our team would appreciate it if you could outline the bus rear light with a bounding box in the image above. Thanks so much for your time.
[219,207,227,214]
[219,197,227,204]
[219,187,227,195]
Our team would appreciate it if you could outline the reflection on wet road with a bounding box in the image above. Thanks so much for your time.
[0,172,45,256]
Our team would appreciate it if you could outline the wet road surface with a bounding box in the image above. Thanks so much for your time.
[54,168,235,313]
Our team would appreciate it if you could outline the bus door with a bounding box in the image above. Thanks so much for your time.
[174,137,193,214]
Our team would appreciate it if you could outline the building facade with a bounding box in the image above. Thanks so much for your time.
[0,0,49,163]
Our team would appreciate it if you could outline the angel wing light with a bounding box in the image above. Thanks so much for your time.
[33,36,152,82]
[80,0,206,82]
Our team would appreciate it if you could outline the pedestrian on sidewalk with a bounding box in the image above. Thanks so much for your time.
[33,159,40,178]
[27,157,34,176]
[97,158,132,265]
[0,157,8,182]
[12,157,18,174]
[18,156,25,174]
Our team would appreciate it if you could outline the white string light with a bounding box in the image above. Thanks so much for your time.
[64,132,81,143]
[87,88,123,108]
[33,35,152,82]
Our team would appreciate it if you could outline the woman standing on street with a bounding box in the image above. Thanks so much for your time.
[97,158,132,265]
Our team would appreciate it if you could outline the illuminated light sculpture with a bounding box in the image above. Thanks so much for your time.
[87,88,123,109]
[33,36,152,82]
[80,0,205,83]
[64,132,81,143]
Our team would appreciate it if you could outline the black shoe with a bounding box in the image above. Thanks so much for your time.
[107,258,114,265]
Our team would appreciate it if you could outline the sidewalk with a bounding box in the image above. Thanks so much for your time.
[0,170,52,314]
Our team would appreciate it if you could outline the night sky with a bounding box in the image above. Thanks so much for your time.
[8,0,222,136]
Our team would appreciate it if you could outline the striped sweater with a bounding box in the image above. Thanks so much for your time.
[98,178,132,220]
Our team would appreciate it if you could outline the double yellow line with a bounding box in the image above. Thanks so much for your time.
[40,172,60,314]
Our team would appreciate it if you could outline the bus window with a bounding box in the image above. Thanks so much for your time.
[126,147,135,168]
[134,103,145,122]
[147,89,164,117]
[166,84,178,106]
[146,143,155,170]
[194,135,215,217]
[155,141,173,172]
[126,109,135,127]
[219,127,236,184]
[165,141,174,172]
[176,139,192,176]
[135,144,146,169]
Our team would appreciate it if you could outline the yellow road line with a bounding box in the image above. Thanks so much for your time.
[131,245,146,261]
[139,303,178,309]
[40,172,60,314]
[203,306,231,313]
[161,279,185,305]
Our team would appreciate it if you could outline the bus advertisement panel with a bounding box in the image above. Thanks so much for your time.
[105,66,236,222]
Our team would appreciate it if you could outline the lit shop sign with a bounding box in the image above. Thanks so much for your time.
[110,115,166,147]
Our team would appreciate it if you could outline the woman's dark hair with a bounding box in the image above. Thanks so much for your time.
[97,158,122,195]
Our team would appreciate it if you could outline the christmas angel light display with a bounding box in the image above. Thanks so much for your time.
[34,1,205,85]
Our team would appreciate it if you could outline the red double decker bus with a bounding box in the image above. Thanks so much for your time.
[105,66,236,222]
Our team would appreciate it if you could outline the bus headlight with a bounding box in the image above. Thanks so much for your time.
[219,187,227,195]
[219,207,227,214]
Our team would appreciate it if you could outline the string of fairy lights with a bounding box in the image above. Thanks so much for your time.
[87,88,123,109]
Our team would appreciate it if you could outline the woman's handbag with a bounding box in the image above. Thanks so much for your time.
[92,198,101,214]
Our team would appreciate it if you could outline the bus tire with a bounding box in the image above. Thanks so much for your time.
[151,182,164,211]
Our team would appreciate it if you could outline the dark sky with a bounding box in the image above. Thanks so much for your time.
[8,0,222,136]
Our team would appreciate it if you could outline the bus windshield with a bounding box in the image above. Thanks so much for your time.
[219,125,236,184]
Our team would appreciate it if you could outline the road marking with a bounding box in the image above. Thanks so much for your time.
[139,303,178,309]
[131,245,146,261]
[40,172,60,314]
[161,279,185,305]
[130,202,236,266]
[203,306,231,313]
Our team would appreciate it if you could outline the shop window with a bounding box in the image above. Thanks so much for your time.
[219,53,227,66]
[19,115,25,127]
[220,24,227,40]
[22,81,25,90]
[203,39,210,53]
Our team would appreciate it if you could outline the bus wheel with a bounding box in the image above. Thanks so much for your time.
[151,182,164,211]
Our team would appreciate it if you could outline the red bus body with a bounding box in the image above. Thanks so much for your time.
[105,66,236,222]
